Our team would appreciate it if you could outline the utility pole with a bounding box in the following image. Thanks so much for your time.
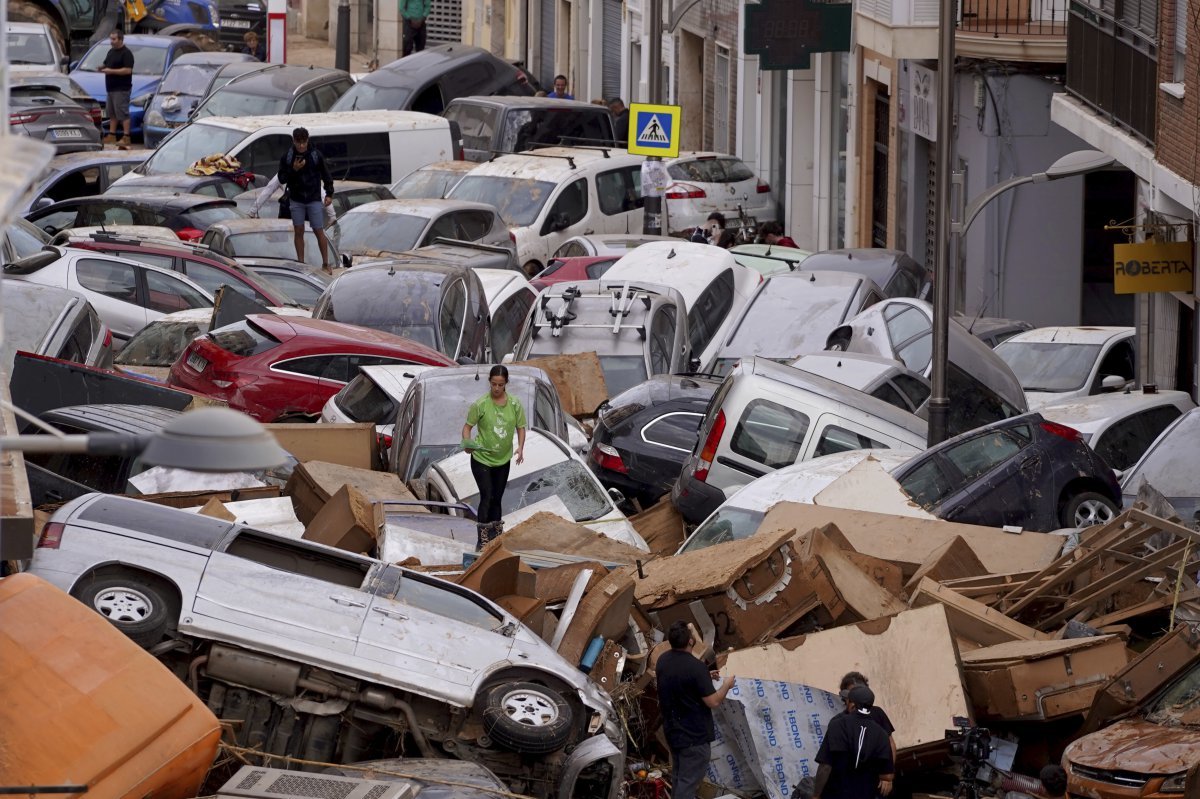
[642,0,664,235]
[927,0,956,447]
[335,0,351,72]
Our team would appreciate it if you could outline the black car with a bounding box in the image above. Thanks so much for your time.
[25,194,244,240]
[103,171,264,200]
[192,63,354,120]
[331,44,534,115]
[312,261,490,363]
[798,248,930,299]
[892,412,1122,531]
[23,151,150,213]
[589,374,721,508]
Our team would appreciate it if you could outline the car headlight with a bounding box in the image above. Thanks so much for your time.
[145,109,166,127]
[1161,773,1188,793]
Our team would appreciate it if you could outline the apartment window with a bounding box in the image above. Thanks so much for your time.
[1175,0,1188,82]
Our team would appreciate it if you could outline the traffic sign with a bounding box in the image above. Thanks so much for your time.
[628,103,681,158]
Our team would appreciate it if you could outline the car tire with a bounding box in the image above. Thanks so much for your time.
[72,571,178,648]
[480,681,574,755]
[1062,491,1118,529]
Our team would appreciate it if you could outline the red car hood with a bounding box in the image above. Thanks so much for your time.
[1066,719,1200,774]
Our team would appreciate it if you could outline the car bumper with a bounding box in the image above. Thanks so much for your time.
[1066,771,1177,799]
[670,470,727,525]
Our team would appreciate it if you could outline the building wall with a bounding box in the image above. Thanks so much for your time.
[1156,0,1200,189]
[672,0,739,153]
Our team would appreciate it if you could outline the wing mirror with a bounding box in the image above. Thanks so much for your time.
[33,197,54,211]
[1100,374,1126,392]
[607,487,627,507]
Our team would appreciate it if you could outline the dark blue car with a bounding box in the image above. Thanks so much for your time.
[892,412,1122,531]
[143,51,257,148]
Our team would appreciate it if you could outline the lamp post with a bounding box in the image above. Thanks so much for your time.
[926,149,1117,447]
[335,0,351,72]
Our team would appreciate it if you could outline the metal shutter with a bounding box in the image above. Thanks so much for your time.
[539,0,557,86]
[601,0,622,99]
[426,0,463,45]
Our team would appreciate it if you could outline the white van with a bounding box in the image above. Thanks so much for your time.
[447,146,646,275]
[116,110,457,188]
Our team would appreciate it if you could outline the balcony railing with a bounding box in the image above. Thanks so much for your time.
[1065,0,1157,142]
[959,0,1067,35]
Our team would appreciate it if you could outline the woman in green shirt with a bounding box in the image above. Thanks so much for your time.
[462,365,527,549]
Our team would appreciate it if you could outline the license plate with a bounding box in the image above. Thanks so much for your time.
[186,352,209,372]
[224,18,252,27]
[50,128,84,139]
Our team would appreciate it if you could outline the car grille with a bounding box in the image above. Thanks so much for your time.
[1070,764,1150,788]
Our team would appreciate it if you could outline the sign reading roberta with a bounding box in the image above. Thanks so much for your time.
[1113,241,1194,294]
[628,103,682,158]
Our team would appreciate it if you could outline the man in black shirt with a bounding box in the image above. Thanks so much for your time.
[656,621,734,799]
[98,30,135,148]
[272,127,335,269]
[814,685,895,799]
[839,672,897,768]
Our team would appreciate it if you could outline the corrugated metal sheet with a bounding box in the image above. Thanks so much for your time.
[426,0,462,45]
[601,0,622,99]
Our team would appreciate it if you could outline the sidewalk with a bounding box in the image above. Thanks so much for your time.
[284,32,378,73]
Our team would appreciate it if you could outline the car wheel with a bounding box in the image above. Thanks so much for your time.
[1062,491,1118,529]
[480,681,574,755]
[72,571,177,648]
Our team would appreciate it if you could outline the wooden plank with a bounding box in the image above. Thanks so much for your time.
[1088,588,1200,628]
[903,535,988,597]
[998,513,1137,606]
[910,578,1046,647]
[1127,507,1200,547]
[628,499,687,557]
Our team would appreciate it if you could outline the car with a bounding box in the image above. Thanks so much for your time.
[603,241,762,372]
[142,51,258,148]
[709,270,885,376]
[589,374,722,509]
[5,246,213,342]
[550,233,676,260]
[331,44,533,115]
[892,412,1122,530]
[953,313,1035,348]
[201,218,341,271]
[669,356,929,524]
[192,63,354,121]
[6,21,69,73]
[391,239,522,274]
[321,363,440,441]
[200,59,272,96]
[994,326,1137,409]
[60,230,298,306]
[729,243,812,276]
[313,262,491,363]
[27,492,624,797]
[103,171,263,200]
[336,199,515,265]
[390,160,476,199]
[1,282,112,376]
[1,219,54,263]
[475,268,536,361]
[790,352,931,415]
[9,81,103,154]
[240,261,333,307]
[422,429,647,549]
[168,313,455,421]
[529,256,619,292]
[23,151,149,212]
[827,297,1029,437]
[444,96,619,161]
[511,280,691,398]
[1037,389,1195,476]
[447,147,645,276]
[663,152,775,237]
[25,194,245,241]
[69,34,202,137]
[11,73,102,128]
[235,180,395,219]
[1119,407,1200,522]
[795,249,930,299]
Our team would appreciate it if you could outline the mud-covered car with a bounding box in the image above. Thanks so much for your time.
[29,493,624,799]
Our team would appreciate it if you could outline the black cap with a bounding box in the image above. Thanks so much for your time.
[848,684,875,713]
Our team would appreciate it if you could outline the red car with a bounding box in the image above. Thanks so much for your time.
[168,314,454,421]
[530,256,618,292]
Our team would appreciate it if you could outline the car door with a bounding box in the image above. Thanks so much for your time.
[191,527,375,655]
[356,565,514,694]
[595,164,643,234]
[535,178,590,265]
[139,266,212,318]
[70,256,148,341]
[935,424,1035,527]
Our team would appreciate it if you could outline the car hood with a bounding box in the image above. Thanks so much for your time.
[1066,719,1200,774]
[71,71,161,100]
[1025,389,1085,411]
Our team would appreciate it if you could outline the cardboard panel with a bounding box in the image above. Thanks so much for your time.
[903,535,988,597]
[264,423,377,470]
[510,351,608,418]
[629,498,687,557]
[287,460,420,525]
[301,483,381,555]
[503,511,648,564]
[910,579,1046,647]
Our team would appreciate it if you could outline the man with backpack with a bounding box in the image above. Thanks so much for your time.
[272,127,335,270]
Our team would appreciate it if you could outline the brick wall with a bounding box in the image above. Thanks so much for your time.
[676,0,740,154]
[1157,0,1200,184]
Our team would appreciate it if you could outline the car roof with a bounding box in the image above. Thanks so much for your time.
[246,313,451,357]
[171,52,256,66]
[331,260,472,285]
[669,151,746,163]
[190,109,448,132]
[345,198,495,217]
[40,404,181,434]
[414,363,548,387]
[954,313,1034,339]
[791,351,917,388]
[104,34,191,48]
[1038,390,1195,435]
[714,449,919,513]
[368,44,509,77]
[214,219,306,234]
[604,241,757,304]
[466,147,644,181]
[55,193,236,212]
[222,64,348,93]
[473,268,531,304]
[411,160,478,174]
[6,21,52,33]
[1001,326,1135,345]
[604,372,721,409]
[448,96,606,110]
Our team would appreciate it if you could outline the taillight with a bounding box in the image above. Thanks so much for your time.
[1040,420,1082,442]
[10,112,42,125]
[509,231,516,243]
[176,227,204,242]
[756,180,771,194]
[38,521,65,549]
[589,442,627,474]
[665,183,706,200]
[378,433,393,450]
[693,409,726,483]
[89,107,102,125]
[102,327,113,349]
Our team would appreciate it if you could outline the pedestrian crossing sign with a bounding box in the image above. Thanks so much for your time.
[628,102,682,158]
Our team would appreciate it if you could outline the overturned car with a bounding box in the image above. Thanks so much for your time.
[28,494,624,799]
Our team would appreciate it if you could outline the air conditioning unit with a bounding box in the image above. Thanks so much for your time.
[217,766,419,799]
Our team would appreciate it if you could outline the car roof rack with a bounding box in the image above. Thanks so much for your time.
[487,149,578,169]
[534,140,616,155]
[82,228,214,254]
[533,281,651,339]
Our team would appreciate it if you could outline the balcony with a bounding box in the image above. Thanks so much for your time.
[957,0,1068,61]
[1065,0,1157,143]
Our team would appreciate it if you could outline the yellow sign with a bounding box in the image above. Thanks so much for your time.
[628,103,682,158]
[1113,241,1194,294]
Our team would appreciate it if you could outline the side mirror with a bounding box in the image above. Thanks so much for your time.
[1100,374,1126,391]
[607,487,626,507]
[456,355,476,365]
[34,197,54,211]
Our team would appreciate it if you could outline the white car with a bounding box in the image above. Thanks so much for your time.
[474,268,536,361]
[602,241,761,371]
[1037,389,1195,476]
[422,429,648,551]
[1120,407,1200,521]
[790,351,931,415]
[389,160,476,199]
[995,326,1136,409]
[447,147,645,276]
[663,152,775,236]
[6,245,214,343]
[730,243,812,276]
[6,22,67,73]
[320,363,440,440]
[550,233,675,260]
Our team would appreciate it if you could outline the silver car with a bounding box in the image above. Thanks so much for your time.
[337,199,517,266]
[29,493,624,799]
[9,82,103,154]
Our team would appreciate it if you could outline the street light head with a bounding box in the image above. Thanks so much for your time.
[1044,150,1116,180]
[139,407,289,472]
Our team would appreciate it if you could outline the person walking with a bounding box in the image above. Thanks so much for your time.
[839,672,897,763]
[813,685,895,799]
[98,30,134,149]
[548,74,574,99]
[656,620,735,799]
[608,97,630,145]
[242,30,266,61]
[272,127,335,269]
[461,365,526,549]
[401,0,431,56]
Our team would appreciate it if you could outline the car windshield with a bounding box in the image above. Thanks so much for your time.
[1144,661,1200,726]
[323,274,443,348]
[721,277,857,362]
[116,320,208,366]
[678,505,766,553]
[226,230,326,268]
[1124,410,1200,498]
[141,123,249,174]
[195,89,290,120]
[6,219,51,258]
[338,212,429,255]
[449,176,555,226]
[463,460,611,523]
[331,82,411,111]
[78,43,168,76]
[160,63,219,95]
[598,355,649,398]
[995,341,1102,392]
[7,32,53,64]
[391,169,464,199]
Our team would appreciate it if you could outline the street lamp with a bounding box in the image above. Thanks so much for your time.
[926,149,1117,447]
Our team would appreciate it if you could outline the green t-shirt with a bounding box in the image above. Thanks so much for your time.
[465,393,527,467]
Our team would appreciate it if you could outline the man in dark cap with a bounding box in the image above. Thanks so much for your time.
[839,672,897,763]
[814,685,895,799]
